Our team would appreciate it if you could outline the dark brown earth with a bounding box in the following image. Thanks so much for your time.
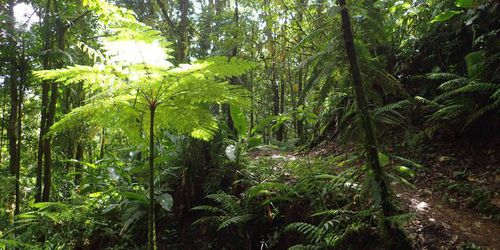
[396,184,500,249]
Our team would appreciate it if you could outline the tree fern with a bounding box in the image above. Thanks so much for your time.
[418,50,500,137]
[34,1,257,248]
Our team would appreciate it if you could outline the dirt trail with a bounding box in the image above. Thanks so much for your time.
[396,184,500,249]
[248,147,500,249]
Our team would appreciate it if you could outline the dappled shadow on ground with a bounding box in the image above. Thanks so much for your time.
[247,138,500,249]
[395,184,500,249]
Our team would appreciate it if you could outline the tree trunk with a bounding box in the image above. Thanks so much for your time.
[0,83,7,164]
[15,55,26,215]
[296,67,304,142]
[6,0,18,175]
[249,75,254,135]
[6,0,20,216]
[264,0,281,141]
[295,0,305,143]
[148,104,157,250]
[272,76,281,141]
[36,0,52,202]
[224,0,240,139]
[42,0,65,201]
[177,0,189,63]
[99,128,105,160]
[74,143,83,185]
[337,0,393,245]
[35,79,48,202]
[42,80,58,201]
[277,78,285,141]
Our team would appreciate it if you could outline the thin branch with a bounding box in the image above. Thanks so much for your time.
[155,0,178,34]
[64,10,91,30]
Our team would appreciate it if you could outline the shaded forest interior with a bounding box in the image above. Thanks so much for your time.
[0,0,499,249]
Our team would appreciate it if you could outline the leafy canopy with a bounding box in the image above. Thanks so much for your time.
[34,0,258,142]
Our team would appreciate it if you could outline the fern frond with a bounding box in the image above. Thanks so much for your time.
[77,42,107,64]
[288,244,322,250]
[427,104,465,122]
[464,99,500,128]
[206,192,242,215]
[191,216,223,226]
[285,222,321,241]
[425,72,460,81]
[454,82,498,94]
[491,88,500,100]
[217,214,252,231]
[414,96,440,108]
[245,182,291,200]
[191,205,227,215]
[437,77,468,91]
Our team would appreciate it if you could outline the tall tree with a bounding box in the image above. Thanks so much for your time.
[155,0,190,64]
[35,0,52,202]
[6,0,20,215]
[177,0,189,63]
[40,0,89,201]
[337,0,393,245]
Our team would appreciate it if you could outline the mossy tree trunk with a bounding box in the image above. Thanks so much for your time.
[337,0,394,246]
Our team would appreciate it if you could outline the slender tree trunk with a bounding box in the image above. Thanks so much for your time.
[36,81,48,202]
[249,74,254,135]
[99,128,105,160]
[198,0,213,57]
[42,80,58,201]
[74,143,83,185]
[264,0,281,141]
[6,0,21,222]
[14,89,22,215]
[272,74,281,141]
[0,87,8,163]
[277,78,285,141]
[43,0,65,201]
[62,88,74,171]
[15,55,26,215]
[295,0,305,143]
[148,104,157,250]
[7,0,18,175]
[177,0,189,63]
[73,83,84,185]
[337,0,393,245]
[36,0,52,202]
[288,59,296,134]
[296,66,304,141]
[223,0,240,139]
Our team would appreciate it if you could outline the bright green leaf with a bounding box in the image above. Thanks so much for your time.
[430,11,461,23]
[455,0,474,8]
[378,152,390,167]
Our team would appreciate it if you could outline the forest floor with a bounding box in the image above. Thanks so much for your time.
[247,139,500,249]
[393,139,500,250]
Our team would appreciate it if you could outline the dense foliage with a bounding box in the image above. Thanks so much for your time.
[0,0,498,249]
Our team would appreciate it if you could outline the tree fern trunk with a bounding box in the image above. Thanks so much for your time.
[148,104,156,250]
